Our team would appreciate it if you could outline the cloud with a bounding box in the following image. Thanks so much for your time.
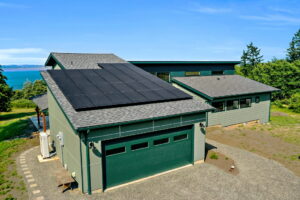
[193,6,231,14]
[241,14,300,25]
[268,7,297,15]
[0,48,47,64]
[0,2,28,8]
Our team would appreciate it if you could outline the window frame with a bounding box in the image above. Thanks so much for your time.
[211,101,225,112]
[185,71,200,76]
[240,98,252,108]
[173,134,188,142]
[226,99,239,111]
[153,138,170,146]
[131,142,149,151]
[106,146,126,156]
[211,70,224,75]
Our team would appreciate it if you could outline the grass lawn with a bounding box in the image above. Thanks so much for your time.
[0,108,38,200]
[207,106,300,176]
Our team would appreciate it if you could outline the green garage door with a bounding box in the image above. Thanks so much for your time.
[103,126,193,189]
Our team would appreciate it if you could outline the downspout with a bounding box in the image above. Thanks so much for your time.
[79,131,84,193]
[84,130,92,195]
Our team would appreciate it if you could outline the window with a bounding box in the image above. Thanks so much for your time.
[226,99,239,110]
[153,138,169,146]
[131,142,148,151]
[174,134,188,141]
[212,101,225,112]
[212,70,224,75]
[157,72,170,82]
[255,96,260,103]
[106,147,125,156]
[240,98,252,108]
[185,72,200,76]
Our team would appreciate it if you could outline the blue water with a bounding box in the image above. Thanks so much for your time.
[2,65,45,90]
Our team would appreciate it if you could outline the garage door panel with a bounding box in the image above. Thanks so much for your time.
[104,126,193,188]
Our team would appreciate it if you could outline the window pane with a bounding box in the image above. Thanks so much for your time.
[174,134,188,141]
[185,72,200,76]
[212,101,225,112]
[240,98,252,108]
[106,147,125,156]
[153,138,169,146]
[212,71,224,75]
[227,99,239,110]
[157,72,170,82]
[131,142,148,151]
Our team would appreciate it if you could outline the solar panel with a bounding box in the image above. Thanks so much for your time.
[48,63,192,111]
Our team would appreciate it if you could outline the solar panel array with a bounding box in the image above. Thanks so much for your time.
[48,63,192,111]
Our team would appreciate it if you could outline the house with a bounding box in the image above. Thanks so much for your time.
[130,61,279,126]
[42,52,279,194]
[42,53,214,194]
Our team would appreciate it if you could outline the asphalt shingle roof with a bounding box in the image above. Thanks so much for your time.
[31,94,48,111]
[41,71,214,130]
[48,52,127,69]
[173,75,279,99]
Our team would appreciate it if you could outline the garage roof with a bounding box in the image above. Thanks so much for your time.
[45,52,127,69]
[173,75,279,99]
[42,71,214,130]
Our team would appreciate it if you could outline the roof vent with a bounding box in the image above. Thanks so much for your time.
[217,77,220,80]
[71,61,73,66]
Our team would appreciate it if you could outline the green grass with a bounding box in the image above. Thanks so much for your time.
[210,152,219,160]
[0,108,36,199]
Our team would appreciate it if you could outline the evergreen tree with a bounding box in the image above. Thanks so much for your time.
[0,65,13,112]
[287,29,300,62]
[240,42,263,76]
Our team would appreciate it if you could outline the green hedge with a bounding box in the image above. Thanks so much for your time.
[11,99,36,108]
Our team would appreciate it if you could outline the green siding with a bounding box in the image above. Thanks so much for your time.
[208,93,271,126]
[200,71,211,76]
[170,71,185,77]
[47,89,84,191]
[193,123,206,162]
[224,70,235,75]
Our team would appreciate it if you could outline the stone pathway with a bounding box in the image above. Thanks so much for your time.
[18,147,45,200]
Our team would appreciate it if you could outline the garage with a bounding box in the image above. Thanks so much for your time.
[103,126,193,188]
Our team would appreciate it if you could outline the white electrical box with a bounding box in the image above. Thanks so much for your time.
[40,132,50,158]
[57,132,64,147]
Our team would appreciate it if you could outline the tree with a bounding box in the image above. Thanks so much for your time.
[0,65,13,112]
[12,80,47,100]
[287,29,300,62]
[250,59,300,100]
[240,42,263,76]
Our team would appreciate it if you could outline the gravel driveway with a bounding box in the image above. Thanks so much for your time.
[17,140,300,200]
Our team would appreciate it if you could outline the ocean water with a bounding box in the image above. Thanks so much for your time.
[2,65,45,90]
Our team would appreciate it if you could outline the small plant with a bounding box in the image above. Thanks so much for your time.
[225,157,229,160]
[210,152,219,160]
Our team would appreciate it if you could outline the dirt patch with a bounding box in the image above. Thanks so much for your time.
[205,150,239,175]
[271,111,289,117]
[206,125,300,176]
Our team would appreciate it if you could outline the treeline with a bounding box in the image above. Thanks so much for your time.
[237,29,300,113]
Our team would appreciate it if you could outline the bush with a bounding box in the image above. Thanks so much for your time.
[11,99,36,108]
[210,152,219,160]
[289,93,300,113]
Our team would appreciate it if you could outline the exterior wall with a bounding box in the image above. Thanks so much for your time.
[193,123,206,162]
[53,64,62,70]
[208,93,271,126]
[47,89,84,191]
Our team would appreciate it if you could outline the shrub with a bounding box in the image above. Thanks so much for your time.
[289,93,300,113]
[11,99,35,108]
[210,152,219,160]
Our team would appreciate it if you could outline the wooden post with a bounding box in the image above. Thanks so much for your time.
[41,112,47,132]
[35,107,41,128]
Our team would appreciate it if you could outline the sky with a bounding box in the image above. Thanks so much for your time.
[0,0,299,64]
